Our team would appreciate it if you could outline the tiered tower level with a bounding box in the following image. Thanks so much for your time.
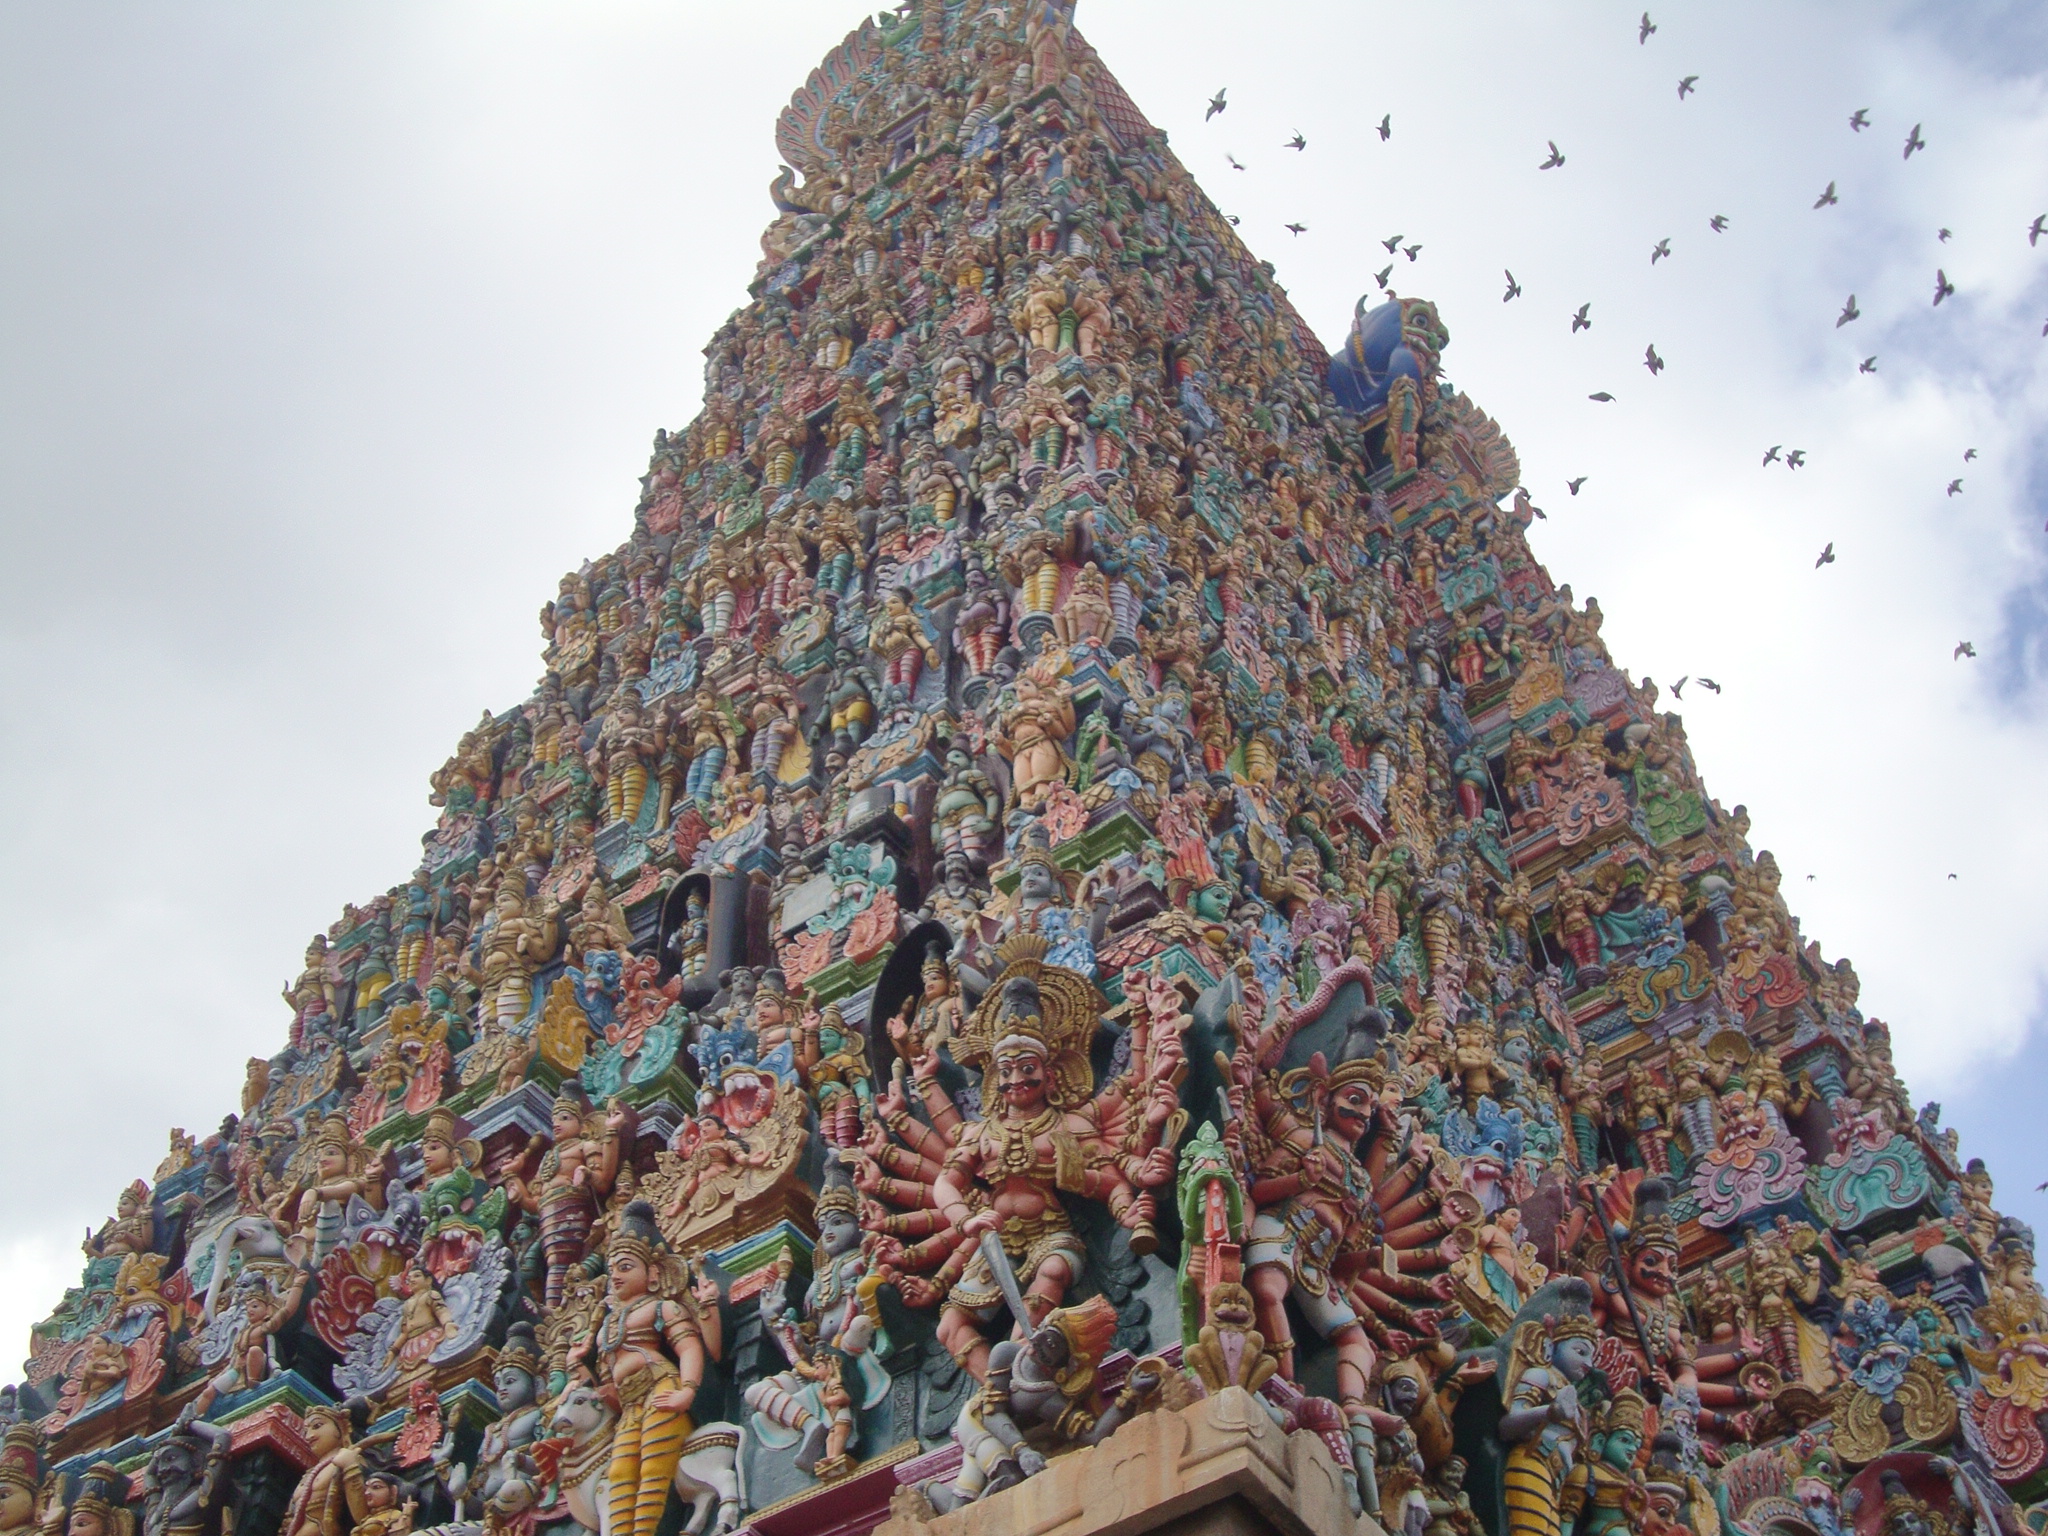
[17,9,2038,1536]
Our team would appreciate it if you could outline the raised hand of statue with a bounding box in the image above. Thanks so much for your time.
[962,1209,999,1239]
[693,1272,723,1309]
[895,1274,938,1307]
[1135,1145,1176,1187]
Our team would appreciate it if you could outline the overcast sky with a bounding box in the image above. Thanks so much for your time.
[2,0,2045,1371]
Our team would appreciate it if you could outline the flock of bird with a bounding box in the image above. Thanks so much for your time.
[1202,8,2047,677]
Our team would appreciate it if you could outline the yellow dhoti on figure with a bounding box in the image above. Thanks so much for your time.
[607,1371,692,1536]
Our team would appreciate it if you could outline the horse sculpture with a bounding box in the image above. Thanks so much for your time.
[548,1383,742,1536]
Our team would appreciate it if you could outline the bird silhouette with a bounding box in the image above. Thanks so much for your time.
[1710,214,1729,232]
[1285,222,1307,236]
[1226,153,1245,170]
[1651,238,1672,264]
[1762,445,1783,466]
[1645,344,1665,374]
[1287,133,1306,151]
[1382,233,1404,253]
[1539,141,1566,170]
[1934,269,1956,305]
[1938,227,1952,242]
[1698,677,1721,693]
[1678,75,1698,99]
[1787,449,1807,468]
[1588,391,1616,402]
[1806,875,1816,882]
[1947,478,1964,496]
[1226,215,1241,226]
[1860,357,1878,373]
[1671,676,1687,698]
[1503,270,1523,302]
[1403,243,1422,261]
[1904,122,1926,159]
[1572,303,1592,333]
[1815,181,1839,209]
[1567,476,1588,495]
[1850,108,1870,132]
[1377,114,1392,141]
[1815,542,1835,567]
[1206,88,1228,121]
[1965,449,1978,461]
[1639,11,1657,43]
[1837,295,1860,327]
[1955,641,1977,659]
[1374,264,1393,290]
[2031,214,2046,247]
[1949,873,1959,880]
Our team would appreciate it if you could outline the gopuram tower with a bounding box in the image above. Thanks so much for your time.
[16,8,2038,1536]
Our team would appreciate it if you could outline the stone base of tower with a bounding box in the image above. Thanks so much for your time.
[874,1388,1386,1536]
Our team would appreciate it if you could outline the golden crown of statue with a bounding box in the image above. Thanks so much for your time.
[422,1108,483,1171]
[814,1181,859,1221]
[1602,1389,1648,1438]
[0,1425,39,1494]
[955,933,1102,1110]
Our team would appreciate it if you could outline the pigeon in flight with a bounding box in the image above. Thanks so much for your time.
[1651,238,1672,264]
[1762,445,1783,466]
[1860,356,1878,373]
[1226,153,1245,170]
[1955,641,1977,659]
[1938,227,1952,242]
[1285,222,1308,236]
[1206,88,1228,121]
[1950,873,1959,880]
[1374,264,1393,290]
[1698,677,1721,693]
[2030,214,2046,247]
[1815,181,1839,209]
[1806,875,1816,882]
[1934,269,1956,305]
[1947,478,1964,496]
[1850,108,1870,132]
[1640,11,1657,43]
[1904,122,1926,159]
[1287,132,1306,151]
[1645,343,1665,374]
[1837,295,1860,327]
[1671,676,1687,698]
[1377,114,1392,141]
[1382,233,1404,252]
[1710,214,1730,232]
[1539,141,1566,170]
[1815,542,1835,567]
[1678,76,1698,99]
[1572,303,1592,333]
[1787,449,1808,468]
[1503,270,1523,302]
[1226,214,1240,226]
[1965,448,1978,461]
[1567,476,1588,495]
[1404,243,1422,261]
[1588,391,1616,402]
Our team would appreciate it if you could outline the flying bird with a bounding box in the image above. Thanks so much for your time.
[1404,243,1422,261]
[1837,294,1860,327]
[1382,233,1405,252]
[1947,478,1964,496]
[1934,269,1956,305]
[1374,264,1394,290]
[1860,356,1878,373]
[1287,132,1306,151]
[1815,542,1835,567]
[1503,270,1523,302]
[2030,214,2046,247]
[1938,227,1952,242]
[1645,343,1665,374]
[1671,677,1687,698]
[1571,303,1592,333]
[1285,222,1307,236]
[1787,449,1807,468]
[1678,75,1698,99]
[1762,445,1783,466]
[1588,391,1616,402]
[1567,476,1588,495]
[1806,875,1816,882]
[1814,181,1839,209]
[1206,88,1228,121]
[1377,114,1392,141]
[1639,11,1657,43]
[1226,214,1241,226]
[1710,214,1729,232]
[1850,108,1870,132]
[1904,122,1926,159]
[1955,641,1977,659]
[1651,238,1672,264]
[1539,141,1566,170]
[1698,677,1721,693]
[1965,448,1978,461]
[1949,872,1959,879]
[1226,153,1245,170]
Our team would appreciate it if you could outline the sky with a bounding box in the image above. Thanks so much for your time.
[1,0,2045,1374]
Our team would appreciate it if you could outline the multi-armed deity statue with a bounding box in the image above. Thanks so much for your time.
[11,6,2034,1536]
